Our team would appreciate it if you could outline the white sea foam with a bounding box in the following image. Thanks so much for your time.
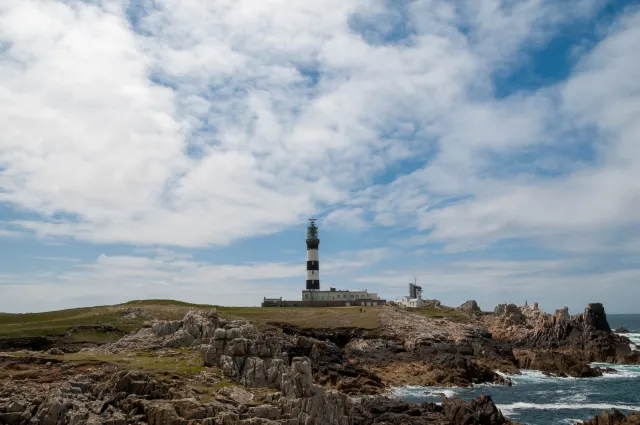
[502,369,574,384]
[390,386,454,399]
[621,333,640,350]
[497,402,640,417]
[590,363,640,379]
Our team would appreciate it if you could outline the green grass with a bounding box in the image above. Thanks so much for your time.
[0,300,381,339]
[5,350,206,376]
[410,307,470,322]
[68,330,125,343]
[217,306,380,329]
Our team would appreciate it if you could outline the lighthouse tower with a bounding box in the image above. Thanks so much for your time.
[306,219,320,290]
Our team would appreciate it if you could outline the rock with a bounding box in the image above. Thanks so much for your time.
[152,320,182,337]
[422,299,442,309]
[46,348,64,356]
[459,300,481,314]
[354,394,515,425]
[579,409,640,424]
[119,307,147,318]
[106,309,219,352]
[615,327,630,334]
[162,329,195,348]
[200,323,289,388]
[217,387,254,404]
[486,302,639,370]
[442,395,509,425]
[182,309,219,340]
[514,349,604,378]
[583,303,611,332]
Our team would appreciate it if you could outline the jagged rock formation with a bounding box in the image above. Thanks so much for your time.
[0,351,519,425]
[200,325,288,388]
[354,394,515,425]
[485,302,639,377]
[459,300,482,315]
[579,410,640,424]
[102,310,220,352]
[0,354,353,425]
[344,308,519,388]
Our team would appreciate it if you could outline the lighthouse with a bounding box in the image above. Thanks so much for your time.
[306,219,320,290]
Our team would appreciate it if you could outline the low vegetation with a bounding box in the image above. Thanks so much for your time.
[4,349,206,377]
[410,307,470,323]
[0,299,381,339]
[0,299,473,340]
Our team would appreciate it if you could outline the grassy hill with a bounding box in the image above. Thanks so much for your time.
[0,299,381,339]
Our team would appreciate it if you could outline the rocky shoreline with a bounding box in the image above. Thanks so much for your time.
[1,302,638,424]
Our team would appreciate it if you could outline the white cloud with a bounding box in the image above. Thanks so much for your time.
[0,246,391,312]
[0,0,606,248]
[1,0,639,312]
[323,208,368,230]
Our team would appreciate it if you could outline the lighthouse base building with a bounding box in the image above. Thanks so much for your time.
[261,219,385,307]
[262,288,386,307]
[262,287,384,307]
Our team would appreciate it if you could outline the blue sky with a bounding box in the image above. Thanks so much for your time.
[1,0,640,313]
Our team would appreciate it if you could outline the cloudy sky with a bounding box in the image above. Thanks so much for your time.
[1,0,639,314]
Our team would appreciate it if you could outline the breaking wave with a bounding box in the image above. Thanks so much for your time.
[497,402,640,417]
[395,363,640,424]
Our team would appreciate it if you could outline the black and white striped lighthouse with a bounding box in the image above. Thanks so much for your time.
[306,219,320,290]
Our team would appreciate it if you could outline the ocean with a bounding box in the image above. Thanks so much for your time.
[395,314,640,425]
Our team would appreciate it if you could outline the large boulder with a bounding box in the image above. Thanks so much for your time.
[106,309,219,352]
[459,300,481,314]
[354,394,514,425]
[583,303,611,332]
[442,395,509,425]
[200,324,289,388]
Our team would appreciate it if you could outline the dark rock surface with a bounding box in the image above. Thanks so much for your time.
[579,410,640,424]
[486,302,639,377]
[354,394,516,425]
[0,337,54,352]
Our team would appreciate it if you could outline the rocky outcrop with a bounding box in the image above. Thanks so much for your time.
[583,303,611,332]
[459,300,482,315]
[579,410,640,424]
[103,309,220,352]
[0,353,356,425]
[513,349,611,378]
[200,324,289,389]
[344,308,519,388]
[354,394,515,425]
[485,303,640,377]
[287,335,385,395]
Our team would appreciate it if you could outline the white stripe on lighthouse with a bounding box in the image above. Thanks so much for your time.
[307,249,319,262]
[306,270,320,280]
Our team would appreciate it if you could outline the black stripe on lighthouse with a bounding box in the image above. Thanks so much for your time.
[307,261,319,270]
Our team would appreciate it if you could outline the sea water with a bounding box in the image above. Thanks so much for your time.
[394,314,640,425]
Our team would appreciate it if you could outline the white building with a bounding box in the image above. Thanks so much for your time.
[302,287,381,306]
[396,282,424,308]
